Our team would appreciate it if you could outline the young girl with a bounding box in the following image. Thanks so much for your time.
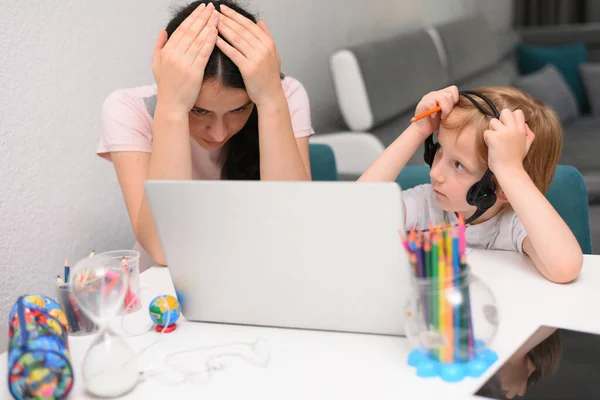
[359,85,583,283]
[98,1,314,268]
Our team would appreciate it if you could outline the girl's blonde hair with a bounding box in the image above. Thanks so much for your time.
[441,86,563,194]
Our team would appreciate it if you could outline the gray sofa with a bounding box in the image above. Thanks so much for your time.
[329,15,600,200]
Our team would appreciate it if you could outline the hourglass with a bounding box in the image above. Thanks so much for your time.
[69,253,139,397]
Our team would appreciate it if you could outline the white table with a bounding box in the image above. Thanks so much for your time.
[2,250,599,400]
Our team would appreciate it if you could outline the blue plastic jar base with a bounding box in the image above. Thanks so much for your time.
[407,349,425,367]
[406,347,498,383]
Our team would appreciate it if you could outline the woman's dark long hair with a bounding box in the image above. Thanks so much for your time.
[165,0,266,180]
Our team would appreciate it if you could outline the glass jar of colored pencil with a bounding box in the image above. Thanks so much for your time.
[402,216,499,383]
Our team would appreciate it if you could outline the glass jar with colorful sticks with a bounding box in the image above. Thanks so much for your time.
[402,214,499,383]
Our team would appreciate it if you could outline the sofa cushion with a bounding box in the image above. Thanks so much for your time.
[514,64,580,124]
[436,15,500,82]
[519,23,600,63]
[330,29,447,131]
[518,43,588,112]
[309,144,338,181]
[579,63,600,116]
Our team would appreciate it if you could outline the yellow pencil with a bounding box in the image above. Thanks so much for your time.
[77,250,96,285]
[83,250,96,283]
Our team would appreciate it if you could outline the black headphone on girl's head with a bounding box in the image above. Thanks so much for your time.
[423,90,501,225]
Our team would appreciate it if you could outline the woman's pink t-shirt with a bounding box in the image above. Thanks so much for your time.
[97,76,314,269]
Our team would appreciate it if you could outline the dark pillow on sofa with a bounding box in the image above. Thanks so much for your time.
[518,43,587,112]
[579,63,600,117]
[514,64,579,124]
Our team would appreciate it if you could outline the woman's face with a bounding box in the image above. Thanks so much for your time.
[189,79,255,150]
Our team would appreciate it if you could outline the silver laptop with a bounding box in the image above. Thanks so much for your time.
[144,180,411,336]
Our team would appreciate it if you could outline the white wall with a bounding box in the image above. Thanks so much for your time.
[473,0,515,32]
[0,0,168,332]
[0,0,488,337]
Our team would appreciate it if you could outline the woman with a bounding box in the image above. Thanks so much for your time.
[98,1,314,268]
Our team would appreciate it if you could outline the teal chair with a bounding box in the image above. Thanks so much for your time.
[309,143,338,181]
[395,165,592,254]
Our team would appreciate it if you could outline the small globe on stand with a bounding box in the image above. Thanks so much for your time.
[149,295,181,333]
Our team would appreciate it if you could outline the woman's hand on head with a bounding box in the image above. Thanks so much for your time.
[215,5,284,108]
[412,85,459,139]
[484,109,536,174]
[152,3,219,115]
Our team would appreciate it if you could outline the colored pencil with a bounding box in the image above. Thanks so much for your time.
[77,250,96,285]
[410,105,442,122]
[64,260,70,283]
[424,236,432,332]
[424,236,431,278]
[402,239,410,252]
[452,234,460,362]
[432,233,440,360]
[103,272,121,297]
[458,214,466,255]
[68,291,86,331]
[408,252,419,278]
[446,231,454,363]
[122,256,134,310]
[415,239,425,278]
[415,237,429,329]
[437,234,447,362]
